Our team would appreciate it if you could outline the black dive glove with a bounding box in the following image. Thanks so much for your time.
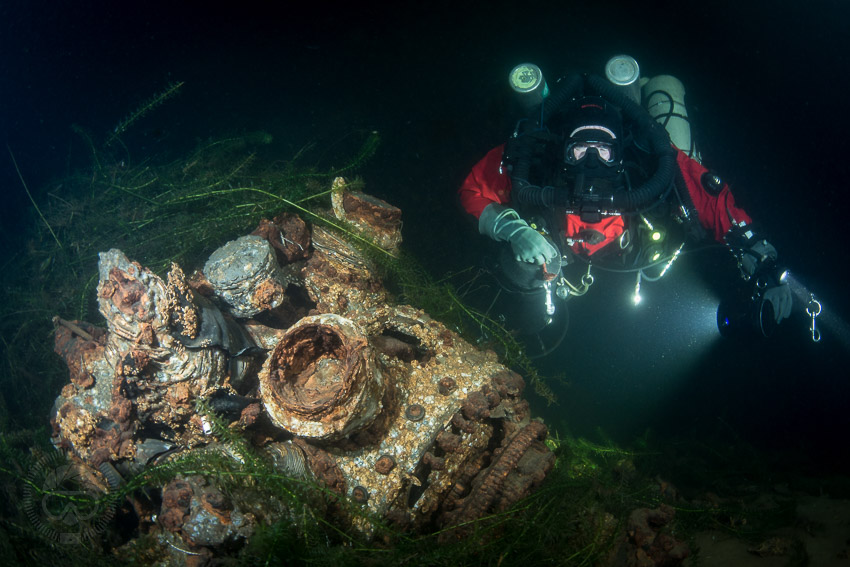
[739,238,793,323]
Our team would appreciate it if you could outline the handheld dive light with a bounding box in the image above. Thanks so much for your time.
[717,263,788,338]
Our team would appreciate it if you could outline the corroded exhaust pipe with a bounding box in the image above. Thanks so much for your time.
[258,313,384,441]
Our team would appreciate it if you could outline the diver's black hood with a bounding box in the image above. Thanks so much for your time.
[510,73,676,212]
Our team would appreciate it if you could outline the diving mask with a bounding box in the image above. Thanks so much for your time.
[565,140,617,166]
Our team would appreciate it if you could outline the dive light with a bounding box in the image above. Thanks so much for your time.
[509,63,549,112]
[717,263,788,338]
[604,55,641,104]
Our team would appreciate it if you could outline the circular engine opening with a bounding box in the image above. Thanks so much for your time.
[271,326,347,413]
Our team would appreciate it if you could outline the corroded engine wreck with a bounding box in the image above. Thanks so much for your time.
[51,181,555,555]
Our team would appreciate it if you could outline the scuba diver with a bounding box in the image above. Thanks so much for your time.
[458,56,793,352]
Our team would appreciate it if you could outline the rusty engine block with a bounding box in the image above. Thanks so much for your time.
[51,180,555,554]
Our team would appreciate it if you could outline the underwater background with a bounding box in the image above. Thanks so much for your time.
[2,0,849,564]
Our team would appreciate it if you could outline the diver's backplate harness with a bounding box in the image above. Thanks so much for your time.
[501,69,699,305]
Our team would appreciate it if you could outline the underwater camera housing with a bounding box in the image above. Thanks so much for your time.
[717,262,786,338]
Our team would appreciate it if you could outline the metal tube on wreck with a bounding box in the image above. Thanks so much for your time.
[258,313,384,441]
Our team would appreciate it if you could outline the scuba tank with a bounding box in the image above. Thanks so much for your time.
[641,74,700,162]
[602,54,699,161]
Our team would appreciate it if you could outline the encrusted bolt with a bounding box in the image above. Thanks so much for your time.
[405,403,425,422]
[438,377,457,396]
[375,454,396,475]
[423,451,445,471]
[351,485,369,504]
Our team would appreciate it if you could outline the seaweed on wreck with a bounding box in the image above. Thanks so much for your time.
[1,413,809,566]
[234,430,678,566]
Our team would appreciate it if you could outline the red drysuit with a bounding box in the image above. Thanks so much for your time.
[458,144,752,256]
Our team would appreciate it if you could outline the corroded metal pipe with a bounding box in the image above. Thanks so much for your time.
[258,313,384,441]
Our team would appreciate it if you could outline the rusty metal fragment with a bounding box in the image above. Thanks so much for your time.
[251,212,311,264]
[52,249,233,465]
[53,318,106,389]
[203,235,288,318]
[331,176,402,253]
[157,447,287,550]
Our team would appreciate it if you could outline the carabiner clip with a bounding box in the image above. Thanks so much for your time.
[806,293,822,343]
[541,263,556,316]
[543,280,555,316]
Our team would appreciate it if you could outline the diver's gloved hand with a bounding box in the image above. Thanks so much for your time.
[742,239,792,323]
[479,203,559,265]
[763,283,793,323]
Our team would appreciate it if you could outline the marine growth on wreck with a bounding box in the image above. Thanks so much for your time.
[50,178,556,559]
